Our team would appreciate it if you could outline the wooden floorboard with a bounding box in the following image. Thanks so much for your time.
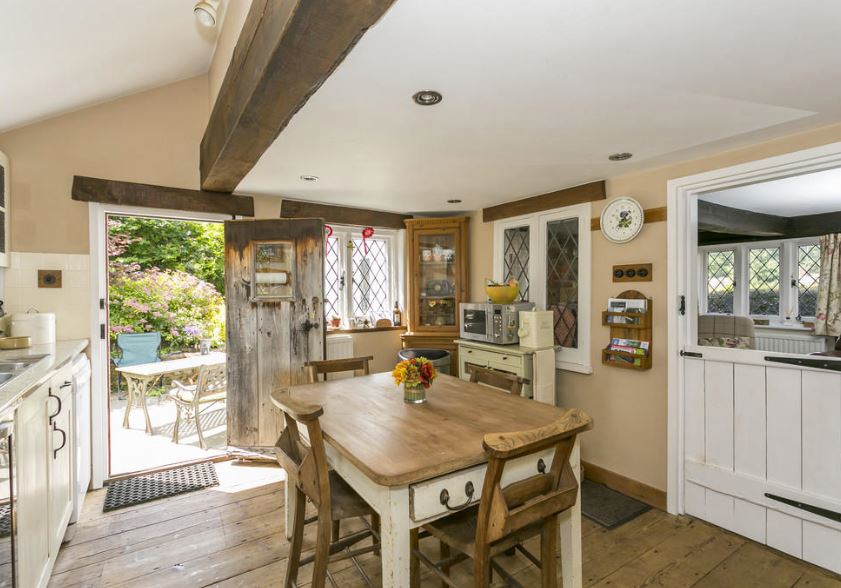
[50,463,841,587]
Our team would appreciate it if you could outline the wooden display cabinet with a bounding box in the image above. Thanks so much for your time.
[402,217,470,372]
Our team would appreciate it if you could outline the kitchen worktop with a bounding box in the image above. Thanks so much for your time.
[0,339,89,415]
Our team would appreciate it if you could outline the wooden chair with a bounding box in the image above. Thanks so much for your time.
[304,356,374,383]
[468,365,529,396]
[412,411,592,587]
[272,391,380,588]
[167,363,226,449]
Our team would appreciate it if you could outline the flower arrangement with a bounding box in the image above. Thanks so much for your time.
[393,357,438,403]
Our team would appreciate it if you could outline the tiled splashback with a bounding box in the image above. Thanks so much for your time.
[3,252,91,341]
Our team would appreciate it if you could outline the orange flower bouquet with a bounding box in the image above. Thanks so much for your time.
[392,357,438,404]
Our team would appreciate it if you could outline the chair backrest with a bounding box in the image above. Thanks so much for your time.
[474,409,593,546]
[468,365,528,396]
[194,363,227,402]
[271,391,332,513]
[304,356,374,383]
[116,332,162,367]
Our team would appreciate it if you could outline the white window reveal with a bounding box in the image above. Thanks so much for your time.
[493,202,592,373]
[323,227,402,324]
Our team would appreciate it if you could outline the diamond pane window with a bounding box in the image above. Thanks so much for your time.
[706,250,735,314]
[749,247,780,316]
[798,244,821,318]
[503,226,530,301]
[351,238,390,318]
[546,219,578,348]
[323,236,342,320]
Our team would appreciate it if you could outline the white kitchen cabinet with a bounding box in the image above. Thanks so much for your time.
[49,365,74,555]
[16,381,51,588]
[457,339,556,404]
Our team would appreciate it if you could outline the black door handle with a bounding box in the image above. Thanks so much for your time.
[52,423,67,459]
[48,389,62,424]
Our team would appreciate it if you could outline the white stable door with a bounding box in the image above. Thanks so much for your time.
[682,351,841,574]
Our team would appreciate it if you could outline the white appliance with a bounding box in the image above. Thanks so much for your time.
[460,302,535,344]
[10,312,56,344]
[67,354,91,534]
[517,310,555,349]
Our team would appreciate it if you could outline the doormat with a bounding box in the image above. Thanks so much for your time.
[581,479,650,529]
[103,461,219,512]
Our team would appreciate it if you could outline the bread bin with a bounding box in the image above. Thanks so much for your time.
[10,313,56,345]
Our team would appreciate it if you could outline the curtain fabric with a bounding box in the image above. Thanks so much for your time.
[815,234,841,337]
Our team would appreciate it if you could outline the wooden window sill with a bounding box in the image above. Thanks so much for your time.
[327,326,407,334]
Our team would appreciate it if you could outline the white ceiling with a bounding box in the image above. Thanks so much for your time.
[239,0,841,213]
[0,0,219,132]
[701,167,841,216]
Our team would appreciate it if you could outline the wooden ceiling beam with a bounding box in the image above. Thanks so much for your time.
[482,181,606,222]
[72,176,255,217]
[200,0,396,193]
[280,199,411,229]
[697,200,789,236]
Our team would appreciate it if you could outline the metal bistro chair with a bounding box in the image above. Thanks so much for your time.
[304,356,374,383]
[272,391,380,588]
[167,363,227,449]
[113,332,162,395]
[412,410,593,588]
[468,365,529,396]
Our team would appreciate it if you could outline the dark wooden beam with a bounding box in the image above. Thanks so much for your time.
[592,206,667,231]
[697,200,789,237]
[790,210,841,239]
[482,181,606,223]
[72,176,254,217]
[280,199,411,229]
[200,0,396,192]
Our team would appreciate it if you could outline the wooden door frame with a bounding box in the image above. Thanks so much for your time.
[88,203,233,488]
[667,139,841,515]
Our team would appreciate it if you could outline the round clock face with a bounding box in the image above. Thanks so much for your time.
[600,197,645,243]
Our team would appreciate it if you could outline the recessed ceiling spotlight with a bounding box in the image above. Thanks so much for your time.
[447,199,462,204]
[413,90,443,106]
[300,175,319,182]
[608,152,633,161]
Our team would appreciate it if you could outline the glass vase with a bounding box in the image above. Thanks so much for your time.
[403,383,427,404]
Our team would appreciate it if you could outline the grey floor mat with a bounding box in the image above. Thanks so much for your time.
[103,461,219,512]
[581,479,650,529]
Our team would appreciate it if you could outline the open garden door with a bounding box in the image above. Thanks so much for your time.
[225,219,325,449]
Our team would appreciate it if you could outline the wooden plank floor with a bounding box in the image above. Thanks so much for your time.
[50,462,841,587]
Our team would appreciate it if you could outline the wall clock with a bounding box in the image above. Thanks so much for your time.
[600,197,645,243]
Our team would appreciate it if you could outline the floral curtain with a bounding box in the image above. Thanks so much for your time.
[815,234,841,336]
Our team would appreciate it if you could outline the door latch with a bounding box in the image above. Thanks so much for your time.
[680,350,703,359]
[678,295,686,316]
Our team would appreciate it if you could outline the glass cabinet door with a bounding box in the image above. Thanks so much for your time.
[415,229,458,328]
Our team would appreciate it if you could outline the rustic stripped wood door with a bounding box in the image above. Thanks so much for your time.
[683,353,841,574]
[225,219,325,448]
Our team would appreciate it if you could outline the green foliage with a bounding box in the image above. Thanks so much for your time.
[108,216,225,293]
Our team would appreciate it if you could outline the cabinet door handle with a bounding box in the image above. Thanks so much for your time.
[52,423,67,459]
[48,389,62,424]
[59,380,72,389]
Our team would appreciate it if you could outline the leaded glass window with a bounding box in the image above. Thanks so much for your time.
[503,226,530,301]
[323,236,342,320]
[706,250,735,314]
[798,244,821,318]
[546,219,578,348]
[749,247,780,316]
[351,238,391,319]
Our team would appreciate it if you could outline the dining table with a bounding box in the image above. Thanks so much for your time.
[284,372,589,587]
[116,351,226,434]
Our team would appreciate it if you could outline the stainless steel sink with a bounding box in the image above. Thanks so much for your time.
[0,356,47,389]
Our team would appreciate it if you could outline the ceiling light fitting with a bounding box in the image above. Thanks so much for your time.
[300,175,319,182]
[194,0,220,28]
[413,90,443,106]
[608,152,633,161]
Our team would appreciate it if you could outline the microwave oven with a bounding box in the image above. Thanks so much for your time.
[460,302,535,345]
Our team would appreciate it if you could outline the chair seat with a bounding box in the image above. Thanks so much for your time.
[168,387,227,404]
[329,470,375,520]
[424,505,543,558]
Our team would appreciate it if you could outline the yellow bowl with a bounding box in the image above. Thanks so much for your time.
[485,284,519,304]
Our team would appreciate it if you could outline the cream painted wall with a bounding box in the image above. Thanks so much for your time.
[208,0,253,107]
[347,330,405,373]
[472,121,841,493]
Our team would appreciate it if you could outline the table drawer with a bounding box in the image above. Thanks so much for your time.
[409,447,574,523]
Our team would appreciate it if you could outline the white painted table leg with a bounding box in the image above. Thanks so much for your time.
[560,439,583,588]
[285,470,298,540]
[378,486,411,588]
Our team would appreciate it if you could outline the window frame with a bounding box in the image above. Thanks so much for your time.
[493,202,592,374]
[324,226,404,325]
[699,236,819,324]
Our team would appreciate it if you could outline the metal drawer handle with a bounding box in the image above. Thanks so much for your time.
[48,389,62,424]
[537,458,546,474]
[59,380,72,389]
[52,423,67,459]
[440,481,475,511]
